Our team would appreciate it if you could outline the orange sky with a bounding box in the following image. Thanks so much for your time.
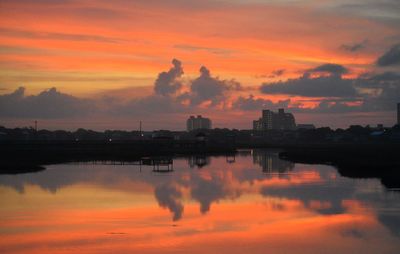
[0,0,399,129]
[0,0,395,94]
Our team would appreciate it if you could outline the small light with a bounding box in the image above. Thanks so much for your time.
[109,138,112,142]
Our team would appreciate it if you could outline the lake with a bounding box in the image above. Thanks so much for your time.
[0,149,399,253]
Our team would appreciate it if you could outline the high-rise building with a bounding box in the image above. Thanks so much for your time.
[397,103,400,125]
[187,115,212,131]
[253,108,296,131]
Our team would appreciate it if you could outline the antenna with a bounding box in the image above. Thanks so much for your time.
[140,121,142,138]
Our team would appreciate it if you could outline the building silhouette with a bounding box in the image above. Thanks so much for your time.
[397,103,400,125]
[253,108,296,131]
[297,124,316,130]
[187,115,212,131]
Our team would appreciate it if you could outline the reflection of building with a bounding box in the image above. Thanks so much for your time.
[252,150,294,173]
[187,115,212,131]
[253,109,296,131]
[141,157,174,172]
[188,156,211,168]
[226,155,236,163]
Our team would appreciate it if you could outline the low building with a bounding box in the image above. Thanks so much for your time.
[253,108,296,131]
[187,115,212,131]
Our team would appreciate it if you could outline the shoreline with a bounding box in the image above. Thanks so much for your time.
[1,141,399,190]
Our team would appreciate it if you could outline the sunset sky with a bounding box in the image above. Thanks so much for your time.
[0,0,399,130]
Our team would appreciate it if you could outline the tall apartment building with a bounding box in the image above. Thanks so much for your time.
[253,108,296,131]
[187,115,212,131]
[397,103,400,125]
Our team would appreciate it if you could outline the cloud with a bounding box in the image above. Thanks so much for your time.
[259,64,400,113]
[308,63,349,76]
[333,0,400,27]
[260,73,356,97]
[310,99,361,113]
[0,87,94,118]
[369,71,400,82]
[340,40,367,52]
[173,44,232,55]
[233,95,290,111]
[357,71,400,88]
[260,63,353,98]
[0,59,242,120]
[186,66,241,106]
[114,94,187,116]
[255,69,286,79]
[306,72,400,113]
[272,69,285,77]
[1,59,399,127]
[0,28,120,43]
[154,59,184,96]
[377,44,400,66]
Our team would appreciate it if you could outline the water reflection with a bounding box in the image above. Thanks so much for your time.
[252,149,294,173]
[0,149,399,253]
[188,155,210,168]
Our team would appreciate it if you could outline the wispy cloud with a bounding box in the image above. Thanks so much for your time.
[0,28,121,43]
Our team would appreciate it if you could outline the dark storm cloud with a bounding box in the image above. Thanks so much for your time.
[257,61,400,113]
[154,59,183,96]
[260,63,354,98]
[369,71,400,81]
[233,95,290,111]
[357,71,400,89]
[352,71,400,112]
[260,73,356,97]
[115,94,187,116]
[377,44,400,66]
[302,73,400,113]
[310,100,361,113]
[308,63,349,76]
[0,87,94,118]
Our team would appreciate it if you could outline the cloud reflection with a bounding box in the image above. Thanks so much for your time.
[154,183,184,221]
[0,150,399,239]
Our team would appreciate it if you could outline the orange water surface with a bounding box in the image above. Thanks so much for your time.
[1,150,399,254]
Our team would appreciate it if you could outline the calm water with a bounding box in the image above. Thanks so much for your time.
[1,149,399,254]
